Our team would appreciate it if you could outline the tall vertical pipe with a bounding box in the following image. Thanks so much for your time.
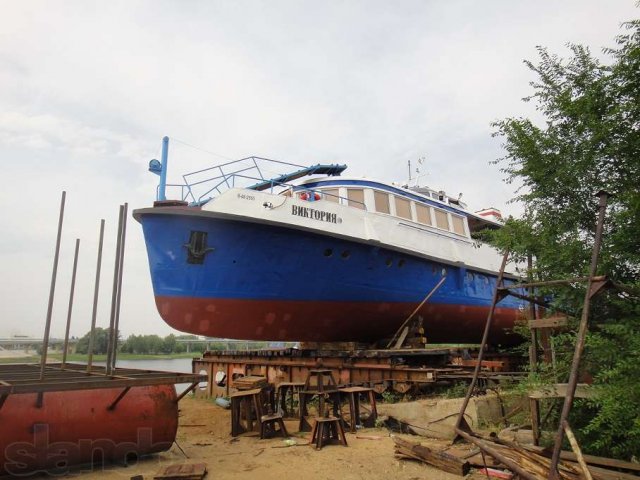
[158,136,169,201]
[40,191,66,380]
[106,206,124,375]
[454,250,509,432]
[111,203,128,372]
[61,238,80,367]
[548,192,608,479]
[86,219,105,373]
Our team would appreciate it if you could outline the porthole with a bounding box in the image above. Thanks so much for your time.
[341,250,351,259]
[324,248,333,257]
[386,258,393,267]
[398,259,406,268]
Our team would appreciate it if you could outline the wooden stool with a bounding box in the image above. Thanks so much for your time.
[275,382,305,418]
[260,412,289,439]
[230,388,263,436]
[338,386,378,433]
[298,370,341,432]
[310,416,348,450]
[304,369,337,392]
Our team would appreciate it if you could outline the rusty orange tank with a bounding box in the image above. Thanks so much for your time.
[0,385,178,476]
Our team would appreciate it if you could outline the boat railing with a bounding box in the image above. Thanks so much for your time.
[157,183,197,204]
[161,155,350,206]
[159,156,304,204]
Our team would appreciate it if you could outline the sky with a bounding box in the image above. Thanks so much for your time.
[0,0,637,340]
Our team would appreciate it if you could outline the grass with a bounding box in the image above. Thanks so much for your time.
[0,352,199,364]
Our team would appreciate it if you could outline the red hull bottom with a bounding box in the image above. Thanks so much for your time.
[155,296,524,345]
[1,385,178,476]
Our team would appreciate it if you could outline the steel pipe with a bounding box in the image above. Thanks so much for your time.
[40,192,66,380]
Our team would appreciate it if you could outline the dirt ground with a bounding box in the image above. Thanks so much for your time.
[57,395,467,480]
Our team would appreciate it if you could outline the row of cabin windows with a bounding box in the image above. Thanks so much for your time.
[321,187,466,236]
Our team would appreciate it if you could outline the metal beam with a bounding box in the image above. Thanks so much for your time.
[40,191,66,379]
[62,238,80,367]
[87,219,105,373]
[107,387,131,411]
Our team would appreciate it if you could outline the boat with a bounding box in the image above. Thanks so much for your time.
[134,137,526,346]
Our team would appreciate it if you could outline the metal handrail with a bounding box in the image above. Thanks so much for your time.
[156,155,365,210]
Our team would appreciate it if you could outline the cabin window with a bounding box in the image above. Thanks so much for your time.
[394,196,412,220]
[323,188,340,203]
[347,189,365,210]
[374,191,390,214]
[434,208,449,230]
[451,214,466,235]
[415,204,431,225]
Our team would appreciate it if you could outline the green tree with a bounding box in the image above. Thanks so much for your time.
[75,327,112,355]
[489,19,640,459]
[162,334,177,354]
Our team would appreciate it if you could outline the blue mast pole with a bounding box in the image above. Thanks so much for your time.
[158,136,169,201]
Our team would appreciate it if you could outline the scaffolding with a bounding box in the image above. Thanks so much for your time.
[452,191,637,479]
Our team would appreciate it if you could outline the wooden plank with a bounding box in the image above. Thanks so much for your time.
[530,398,541,446]
[562,420,593,480]
[528,316,569,328]
[154,463,207,480]
[522,444,640,473]
[587,465,640,480]
[529,383,595,399]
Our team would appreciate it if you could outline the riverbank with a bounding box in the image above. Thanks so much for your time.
[0,352,198,364]
[68,395,462,480]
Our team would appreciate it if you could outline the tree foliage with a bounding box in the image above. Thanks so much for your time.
[489,20,640,459]
[119,333,190,354]
[75,327,114,355]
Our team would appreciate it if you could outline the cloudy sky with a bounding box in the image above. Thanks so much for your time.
[0,0,637,340]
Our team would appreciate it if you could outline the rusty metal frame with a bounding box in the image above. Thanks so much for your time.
[0,363,205,407]
[175,382,200,402]
[452,191,611,480]
[192,346,523,400]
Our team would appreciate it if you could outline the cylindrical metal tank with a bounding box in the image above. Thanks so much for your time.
[0,385,178,476]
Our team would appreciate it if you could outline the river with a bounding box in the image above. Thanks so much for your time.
[97,357,197,394]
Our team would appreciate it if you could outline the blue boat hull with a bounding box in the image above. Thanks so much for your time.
[137,209,525,344]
